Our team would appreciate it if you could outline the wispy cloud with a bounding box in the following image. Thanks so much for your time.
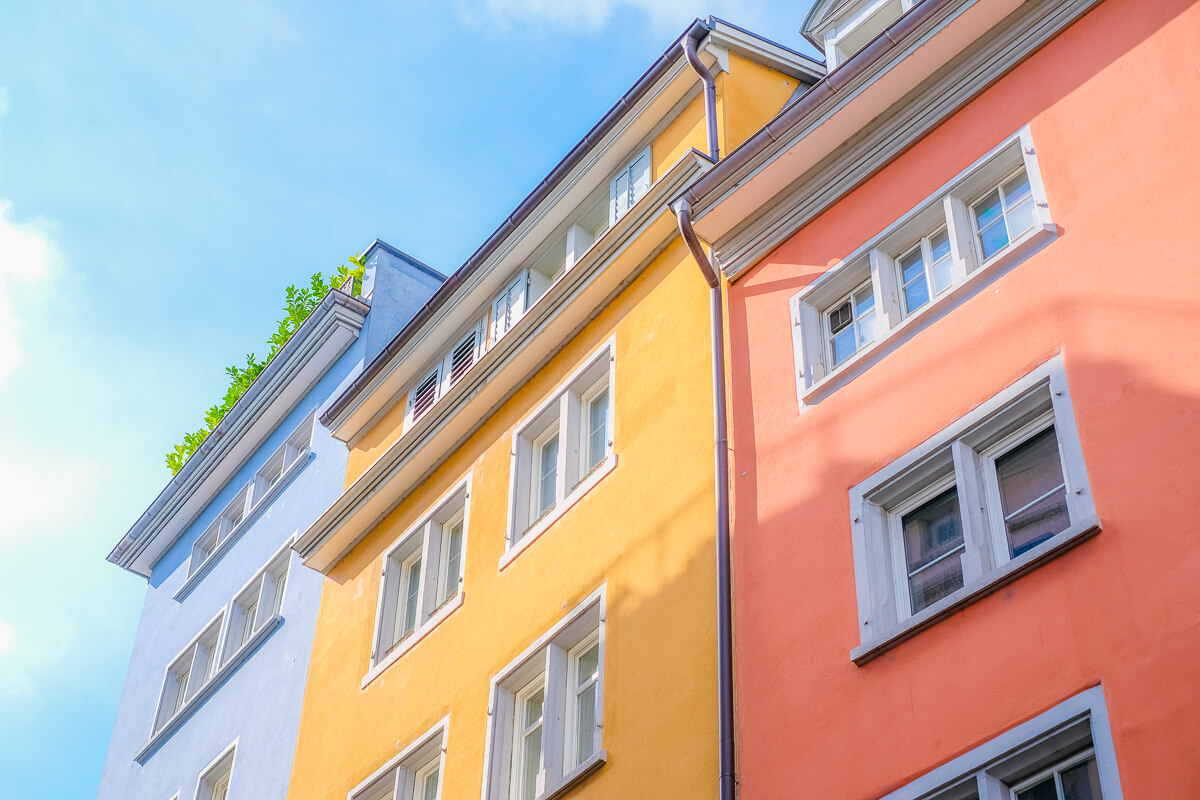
[0,201,58,386]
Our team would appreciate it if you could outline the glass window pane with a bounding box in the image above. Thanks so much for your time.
[442,522,463,604]
[855,309,876,349]
[902,273,930,314]
[1006,195,1037,239]
[538,434,559,516]
[576,643,599,687]
[575,682,597,764]
[831,327,857,367]
[996,428,1069,557]
[524,686,544,727]
[422,765,441,800]
[853,286,875,317]
[902,488,965,612]
[899,248,926,285]
[978,218,1010,259]
[521,727,542,800]
[403,558,421,635]
[1003,171,1032,207]
[1016,777,1059,800]
[974,189,1009,258]
[587,389,609,471]
[1061,758,1103,800]
[929,230,954,293]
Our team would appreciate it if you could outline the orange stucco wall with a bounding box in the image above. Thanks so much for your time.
[725,0,1200,797]
[287,55,802,800]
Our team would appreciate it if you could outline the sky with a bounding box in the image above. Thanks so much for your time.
[0,1,817,796]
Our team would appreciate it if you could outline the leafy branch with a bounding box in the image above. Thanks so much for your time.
[165,254,367,474]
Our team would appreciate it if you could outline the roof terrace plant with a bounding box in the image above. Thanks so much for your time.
[164,255,366,475]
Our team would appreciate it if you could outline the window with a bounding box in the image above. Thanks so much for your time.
[482,590,605,800]
[878,687,1121,800]
[153,613,224,733]
[790,126,1053,402]
[825,280,877,368]
[370,478,470,673]
[349,721,447,800]
[196,744,236,800]
[185,414,313,582]
[224,547,290,662]
[824,0,914,68]
[506,344,615,559]
[609,146,651,226]
[404,323,488,428]
[492,272,530,345]
[849,357,1098,662]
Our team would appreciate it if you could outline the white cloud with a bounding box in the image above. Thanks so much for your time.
[0,201,58,386]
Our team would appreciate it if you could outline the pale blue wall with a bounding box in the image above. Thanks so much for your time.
[97,244,440,800]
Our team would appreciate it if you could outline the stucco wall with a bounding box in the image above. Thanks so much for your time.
[725,0,1200,797]
[97,254,440,800]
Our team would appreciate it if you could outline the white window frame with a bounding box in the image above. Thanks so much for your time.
[404,321,487,431]
[609,145,651,226]
[790,125,1055,408]
[366,474,472,685]
[849,356,1098,664]
[183,412,315,586]
[194,740,238,800]
[152,610,225,734]
[348,718,449,800]
[878,686,1123,800]
[222,542,291,664]
[481,587,606,800]
[824,0,916,69]
[503,340,616,568]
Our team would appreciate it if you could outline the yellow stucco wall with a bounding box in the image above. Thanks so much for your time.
[287,55,803,800]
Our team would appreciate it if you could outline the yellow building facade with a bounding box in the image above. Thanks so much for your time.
[287,20,821,800]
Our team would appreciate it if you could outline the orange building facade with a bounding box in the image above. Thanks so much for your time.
[683,0,1200,797]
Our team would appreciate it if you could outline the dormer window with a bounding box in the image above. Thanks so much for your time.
[816,0,917,69]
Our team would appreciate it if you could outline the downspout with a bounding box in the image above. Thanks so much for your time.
[679,37,732,800]
[683,36,720,161]
[676,197,735,800]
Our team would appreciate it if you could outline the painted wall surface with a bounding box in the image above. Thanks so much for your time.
[97,251,439,800]
[287,60,799,800]
[725,0,1200,797]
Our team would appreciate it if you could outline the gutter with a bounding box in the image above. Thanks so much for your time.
[320,18,714,430]
[679,43,734,800]
[680,0,961,212]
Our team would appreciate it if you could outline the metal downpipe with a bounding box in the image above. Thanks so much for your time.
[676,197,734,800]
[683,37,720,161]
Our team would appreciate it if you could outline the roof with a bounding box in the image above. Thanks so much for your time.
[319,16,824,433]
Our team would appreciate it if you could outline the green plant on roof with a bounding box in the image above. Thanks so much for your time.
[164,254,367,474]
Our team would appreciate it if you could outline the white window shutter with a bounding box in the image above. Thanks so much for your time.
[491,272,528,344]
[609,146,651,226]
[609,169,630,226]
[490,291,508,344]
[628,148,650,208]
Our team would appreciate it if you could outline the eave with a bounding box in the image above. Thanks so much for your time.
[680,0,1103,281]
[319,19,823,445]
[295,150,714,573]
[109,291,370,578]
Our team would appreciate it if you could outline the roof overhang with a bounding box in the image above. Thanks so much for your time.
[295,150,714,573]
[109,291,371,578]
[319,19,823,445]
[679,0,1103,281]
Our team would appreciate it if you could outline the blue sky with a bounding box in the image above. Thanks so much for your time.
[0,1,816,796]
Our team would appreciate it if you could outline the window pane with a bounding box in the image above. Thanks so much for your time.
[587,389,609,471]
[538,434,559,517]
[902,269,931,313]
[929,230,953,292]
[576,643,599,687]
[575,682,597,764]
[442,522,463,604]
[422,765,441,800]
[241,600,258,644]
[974,189,1009,259]
[1002,171,1032,207]
[853,285,875,317]
[521,726,542,800]
[1006,195,1037,240]
[899,248,926,286]
[1060,758,1103,800]
[856,309,876,349]
[831,326,857,367]
[1016,777,1058,800]
[403,557,422,636]
[996,428,1069,557]
[902,488,965,612]
[271,570,287,616]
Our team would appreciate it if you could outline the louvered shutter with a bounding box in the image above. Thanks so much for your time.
[609,146,652,226]
[490,272,528,344]
[448,327,480,386]
[407,368,440,423]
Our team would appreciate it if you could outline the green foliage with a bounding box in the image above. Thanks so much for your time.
[164,254,369,474]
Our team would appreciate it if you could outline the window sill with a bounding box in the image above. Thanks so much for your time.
[361,592,465,689]
[500,455,617,571]
[135,613,283,763]
[538,750,607,800]
[175,451,313,601]
[850,515,1099,666]
[802,223,1057,407]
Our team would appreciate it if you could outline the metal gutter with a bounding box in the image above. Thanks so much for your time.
[320,17,714,429]
[681,0,960,211]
